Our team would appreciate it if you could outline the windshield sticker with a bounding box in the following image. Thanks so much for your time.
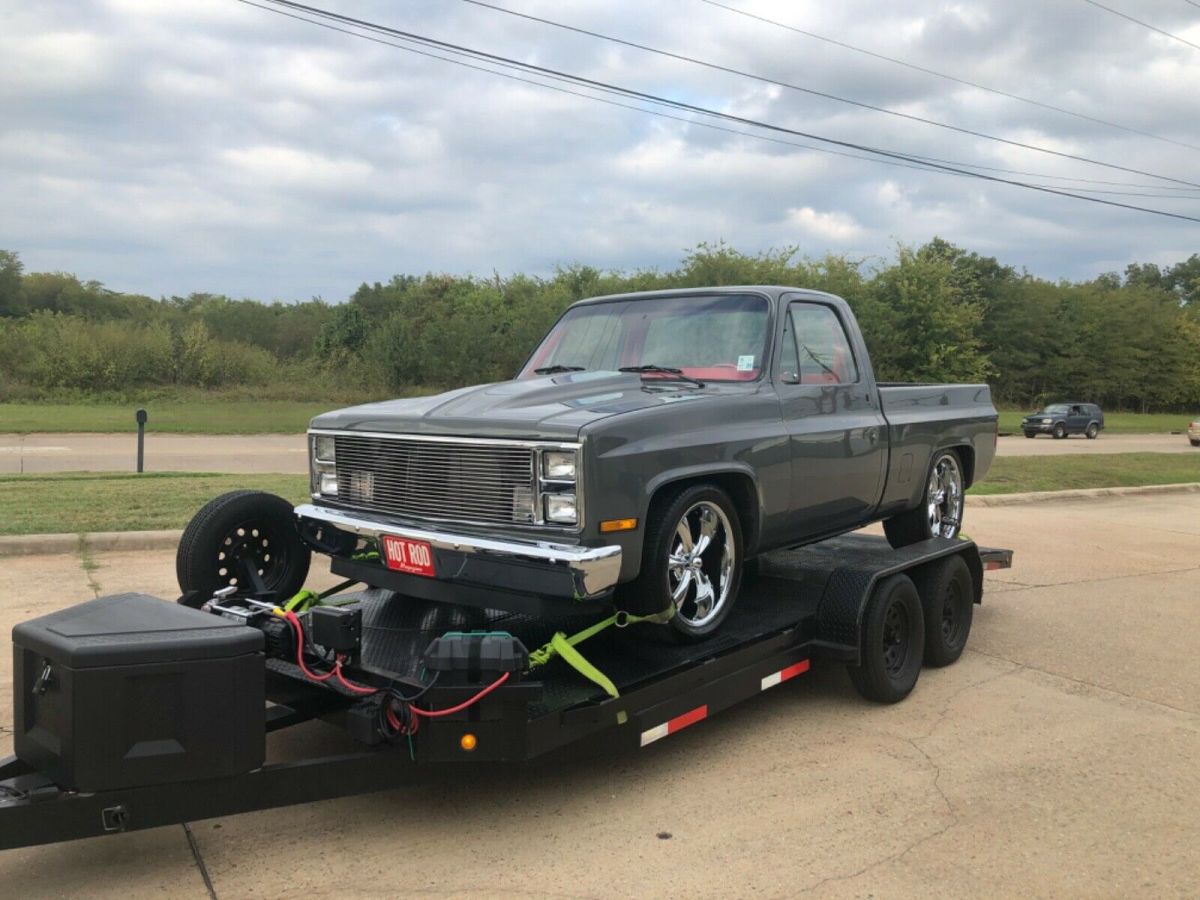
[737,355,755,372]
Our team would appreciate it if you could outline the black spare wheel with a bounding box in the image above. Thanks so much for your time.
[912,554,974,667]
[847,574,924,703]
[176,490,311,602]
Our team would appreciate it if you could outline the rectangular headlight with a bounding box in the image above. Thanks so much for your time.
[542,450,577,481]
[319,471,339,496]
[544,493,577,524]
[313,434,336,462]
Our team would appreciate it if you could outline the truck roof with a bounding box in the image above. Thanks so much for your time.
[570,285,845,308]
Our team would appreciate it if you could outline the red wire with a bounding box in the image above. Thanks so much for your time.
[409,671,511,718]
[333,658,380,695]
[284,612,335,682]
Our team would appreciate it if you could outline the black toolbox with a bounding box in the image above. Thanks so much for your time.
[13,593,265,791]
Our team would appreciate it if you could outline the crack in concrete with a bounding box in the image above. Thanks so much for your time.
[182,822,218,900]
[76,533,102,598]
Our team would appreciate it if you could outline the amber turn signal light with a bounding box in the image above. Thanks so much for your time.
[599,518,638,533]
[460,733,478,752]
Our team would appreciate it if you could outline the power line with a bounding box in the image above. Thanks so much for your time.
[458,0,1200,189]
[1080,0,1200,52]
[698,0,1200,153]
[238,0,1200,223]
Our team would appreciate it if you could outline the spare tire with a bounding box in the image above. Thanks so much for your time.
[176,490,311,603]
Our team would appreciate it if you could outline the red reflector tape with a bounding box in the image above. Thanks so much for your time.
[639,704,708,747]
[760,659,810,691]
[984,560,1001,571]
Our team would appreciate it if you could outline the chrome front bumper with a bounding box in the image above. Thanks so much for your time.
[294,504,622,599]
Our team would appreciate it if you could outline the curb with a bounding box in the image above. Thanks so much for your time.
[0,529,182,558]
[2,482,1199,555]
[970,481,1200,507]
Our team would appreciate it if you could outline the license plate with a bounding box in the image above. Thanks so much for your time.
[381,535,436,577]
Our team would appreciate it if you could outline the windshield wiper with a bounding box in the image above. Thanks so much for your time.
[619,364,705,388]
[534,365,586,375]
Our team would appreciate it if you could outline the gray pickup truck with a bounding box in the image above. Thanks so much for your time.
[294,286,997,639]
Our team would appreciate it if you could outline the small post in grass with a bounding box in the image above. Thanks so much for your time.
[135,408,147,473]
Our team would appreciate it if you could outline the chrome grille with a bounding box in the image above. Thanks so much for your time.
[332,435,537,526]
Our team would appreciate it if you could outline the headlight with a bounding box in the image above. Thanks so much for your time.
[544,493,578,524]
[1041,418,1052,424]
[313,434,336,462]
[542,450,577,481]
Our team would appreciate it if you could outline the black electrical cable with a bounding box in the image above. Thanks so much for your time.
[697,0,1200,154]
[237,0,1195,192]
[461,0,1200,175]
[1080,0,1200,52]
[236,0,1200,222]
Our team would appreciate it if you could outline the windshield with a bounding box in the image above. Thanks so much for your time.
[1043,404,1071,414]
[520,294,771,382]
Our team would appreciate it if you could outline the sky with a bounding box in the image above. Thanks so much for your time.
[1,0,1198,302]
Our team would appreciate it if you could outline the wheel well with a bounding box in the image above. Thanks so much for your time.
[648,472,761,554]
[945,444,975,488]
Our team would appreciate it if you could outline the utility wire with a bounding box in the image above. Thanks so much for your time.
[239,0,1200,222]
[458,0,1200,188]
[255,0,1199,192]
[1080,0,1200,52]
[699,0,1200,153]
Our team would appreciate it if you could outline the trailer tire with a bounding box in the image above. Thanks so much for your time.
[912,554,973,667]
[847,574,924,703]
[176,490,311,603]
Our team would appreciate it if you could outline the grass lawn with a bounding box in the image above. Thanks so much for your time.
[997,410,1193,435]
[2,455,1199,535]
[0,472,309,535]
[969,452,1200,495]
[0,401,348,435]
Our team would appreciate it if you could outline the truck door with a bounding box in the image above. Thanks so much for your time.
[777,300,887,539]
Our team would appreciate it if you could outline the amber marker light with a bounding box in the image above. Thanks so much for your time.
[599,518,638,533]
[460,733,478,752]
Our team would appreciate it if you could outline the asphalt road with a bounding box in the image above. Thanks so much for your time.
[1,492,1198,897]
[1,431,1196,475]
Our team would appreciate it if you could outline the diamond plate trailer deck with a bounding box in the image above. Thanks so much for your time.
[0,534,1011,851]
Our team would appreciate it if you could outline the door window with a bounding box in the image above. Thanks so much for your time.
[782,303,859,385]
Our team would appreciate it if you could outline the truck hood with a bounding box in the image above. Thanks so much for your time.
[309,370,737,440]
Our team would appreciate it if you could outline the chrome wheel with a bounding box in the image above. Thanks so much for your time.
[926,453,963,539]
[667,501,736,628]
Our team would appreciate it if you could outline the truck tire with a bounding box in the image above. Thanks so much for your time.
[912,554,973,667]
[847,574,924,703]
[883,449,964,548]
[1086,423,1100,439]
[620,483,743,642]
[1192,439,1200,447]
[176,490,311,603]
[1052,422,1067,439]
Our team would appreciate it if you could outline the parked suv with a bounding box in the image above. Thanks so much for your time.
[1022,402,1104,439]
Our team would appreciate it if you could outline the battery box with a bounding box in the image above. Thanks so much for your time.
[423,632,528,686]
[13,593,265,792]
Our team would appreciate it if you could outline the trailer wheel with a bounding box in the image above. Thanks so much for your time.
[912,554,973,667]
[847,574,924,703]
[620,483,743,642]
[883,449,964,548]
[176,490,311,602]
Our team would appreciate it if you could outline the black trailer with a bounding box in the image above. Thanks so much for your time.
[0,532,1011,852]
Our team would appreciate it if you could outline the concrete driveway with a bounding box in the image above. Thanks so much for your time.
[2,430,1197,475]
[1,493,1198,897]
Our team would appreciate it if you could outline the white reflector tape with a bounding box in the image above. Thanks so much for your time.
[760,659,810,691]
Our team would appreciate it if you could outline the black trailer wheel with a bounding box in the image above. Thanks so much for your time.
[1052,422,1067,439]
[620,483,743,642]
[176,490,311,602]
[912,554,973,667]
[847,574,924,703]
[883,449,964,548]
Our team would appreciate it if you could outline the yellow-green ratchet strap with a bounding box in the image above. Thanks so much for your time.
[527,605,676,699]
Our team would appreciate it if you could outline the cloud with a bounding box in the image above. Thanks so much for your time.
[0,0,1196,301]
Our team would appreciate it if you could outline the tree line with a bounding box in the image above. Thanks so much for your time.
[0,242,1197,410]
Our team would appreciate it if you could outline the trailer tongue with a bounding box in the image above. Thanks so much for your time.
[0,534,1011,852]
